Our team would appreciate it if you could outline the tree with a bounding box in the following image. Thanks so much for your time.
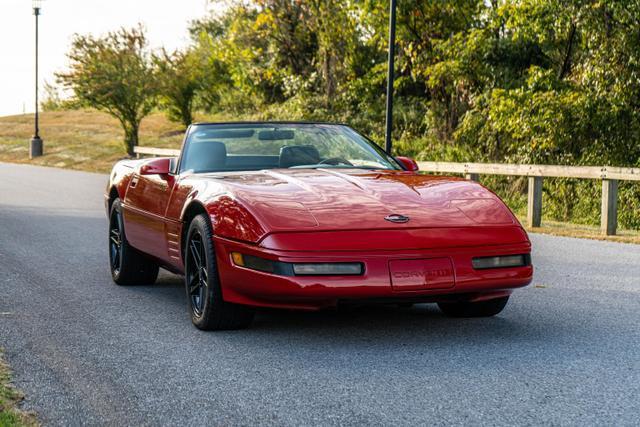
[58,26,157,156]
[41,81,67,111]
[154,48,202,128]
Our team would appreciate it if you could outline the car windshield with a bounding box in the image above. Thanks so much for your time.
[179,123,401,173]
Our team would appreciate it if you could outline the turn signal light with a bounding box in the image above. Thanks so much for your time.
[230,252,277,274]
[231,252,245,266]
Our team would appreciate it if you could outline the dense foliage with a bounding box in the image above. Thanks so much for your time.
[56,1,640,227]
[185,0,640,228]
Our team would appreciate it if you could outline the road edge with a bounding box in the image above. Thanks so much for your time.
[0,350,38,427]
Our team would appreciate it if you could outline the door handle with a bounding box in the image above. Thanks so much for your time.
[130,176,139,189]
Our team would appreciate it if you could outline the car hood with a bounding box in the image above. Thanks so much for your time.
[201,168,516,234]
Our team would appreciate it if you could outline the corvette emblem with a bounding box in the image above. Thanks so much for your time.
[384,214,410,224]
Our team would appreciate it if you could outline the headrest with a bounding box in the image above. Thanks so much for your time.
[279,145,320,168]
[184,140,227,172]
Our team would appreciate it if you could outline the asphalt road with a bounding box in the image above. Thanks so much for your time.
[1,162,639,426]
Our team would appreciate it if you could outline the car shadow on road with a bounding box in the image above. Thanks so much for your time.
[146,270,557,349]
[252,304,528,339]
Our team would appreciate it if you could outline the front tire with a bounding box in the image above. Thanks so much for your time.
[109,199,159,286]
[437,296,509,318]
[184,214,255,330]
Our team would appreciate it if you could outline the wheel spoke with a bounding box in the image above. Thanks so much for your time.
[189,240,202,269]
[109,212,123,274]
[188,273,200,295]
[187,231,210,316]
[111,246,119,269]
[198,283,205,308]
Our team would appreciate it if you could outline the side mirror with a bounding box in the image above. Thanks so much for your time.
[395,156,419,172]
[140,157,172,176]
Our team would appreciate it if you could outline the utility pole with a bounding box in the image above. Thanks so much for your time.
[384,0,397,155]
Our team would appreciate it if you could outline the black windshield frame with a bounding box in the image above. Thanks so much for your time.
[177,122,402,174]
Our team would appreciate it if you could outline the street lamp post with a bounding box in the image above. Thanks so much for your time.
[384,0,397,155]
[30,0,43,159]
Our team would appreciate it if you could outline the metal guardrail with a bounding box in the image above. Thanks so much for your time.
[418,161,640,236]
[133,147,636,236]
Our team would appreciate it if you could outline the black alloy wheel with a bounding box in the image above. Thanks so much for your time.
[186,230,208,317]
[184,214,255,330]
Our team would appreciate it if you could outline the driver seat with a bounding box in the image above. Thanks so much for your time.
[279,145,321,168]
[183,140,227,172]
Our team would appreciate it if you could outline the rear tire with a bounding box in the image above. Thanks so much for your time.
[109,199,159,286]
[184,214,255,330]
[437,296,509,318]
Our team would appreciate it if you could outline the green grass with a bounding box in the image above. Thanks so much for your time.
[0,352,37,427]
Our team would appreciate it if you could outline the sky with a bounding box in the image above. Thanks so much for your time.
[0,0,220,117]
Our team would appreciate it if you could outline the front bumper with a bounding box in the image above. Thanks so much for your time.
[215,237,533,310]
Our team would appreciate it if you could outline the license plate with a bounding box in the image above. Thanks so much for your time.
[389,258,455,291]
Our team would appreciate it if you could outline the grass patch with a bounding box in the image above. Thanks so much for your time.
[523,219,640,244]
[0,110,189,173]
[0,352,37,427]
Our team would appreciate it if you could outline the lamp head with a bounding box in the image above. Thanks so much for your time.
[33,0,43,14]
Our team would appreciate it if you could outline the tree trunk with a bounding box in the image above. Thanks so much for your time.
[322,49,336,107]
[181,97,193,129]
[123,121,140,157]
[558,21,577,80]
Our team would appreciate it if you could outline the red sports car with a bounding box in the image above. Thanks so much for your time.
[105,122,532,330]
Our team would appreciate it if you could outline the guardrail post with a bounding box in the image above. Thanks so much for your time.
[527,176,543,228]
[601,179,618,236]
[465,173,479,181]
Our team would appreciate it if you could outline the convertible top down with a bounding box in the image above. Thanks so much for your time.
[105,122,533,330]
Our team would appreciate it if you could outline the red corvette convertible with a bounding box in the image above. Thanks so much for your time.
[105,122,532,330]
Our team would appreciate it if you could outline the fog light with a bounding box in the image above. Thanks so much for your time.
[292,263,363,276]
[231,252,364,276]
[472,254,530,270]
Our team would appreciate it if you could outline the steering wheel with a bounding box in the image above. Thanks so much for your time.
[318,157,354,166]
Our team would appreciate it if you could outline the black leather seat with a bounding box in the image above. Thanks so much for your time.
[279,145,321,168]
[183,141,227,172]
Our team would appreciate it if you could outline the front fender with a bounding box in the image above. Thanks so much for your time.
[204,194,267,243]
[105,160,139,215]
[176,182,267,244]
